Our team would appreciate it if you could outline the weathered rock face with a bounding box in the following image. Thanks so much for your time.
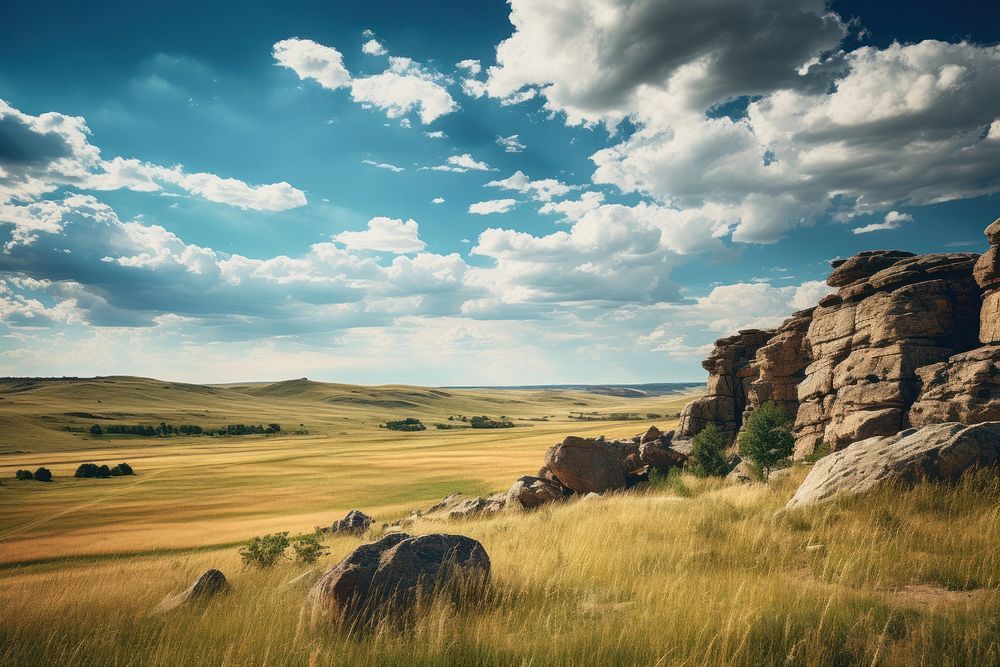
[743,308,814,425]
[909,220,1000,428]
[677,329,776,441]
[422,492,507,520]
[786,422,1000,507]
[309,532,490,626]
[330,510,374,535]
[543,435,642,493]
[156,569,228,612]
[792,252,981,457]
[505,475,568,510]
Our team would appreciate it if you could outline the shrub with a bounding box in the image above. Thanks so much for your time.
[291,532,329,564]
[689,424,729,477]
[239,532,290,567]
[469,415,515,429]
[75,463,113,478]
[33,467,52,482]
[89,424,103,435]
[96,465,111,478]
[737,401,794,481]
[385,418,427,431]
[15,469,32,480]
[111,462,134,476]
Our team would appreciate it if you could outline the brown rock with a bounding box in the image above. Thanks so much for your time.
[505,475,568,509]
[909,345,1000,427]
[156,569,228,613]
[639,425,662,444]
[826,250,914,287]
[973,246,1000,289]
[638,440,687,470]
[309,533,490,626]
[986,217,1000,245]
[787,422,1000,507]
[543,436,641,493]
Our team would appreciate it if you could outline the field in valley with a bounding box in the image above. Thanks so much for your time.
[0,377,998,666]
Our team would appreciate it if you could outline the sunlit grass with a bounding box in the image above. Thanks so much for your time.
[2,468,998,666]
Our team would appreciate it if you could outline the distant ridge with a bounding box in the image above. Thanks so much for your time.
[443,382,705,398]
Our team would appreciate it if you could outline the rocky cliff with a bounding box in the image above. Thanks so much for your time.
[679,218,998,457]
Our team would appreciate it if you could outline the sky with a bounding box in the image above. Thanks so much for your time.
[0,0,998,385]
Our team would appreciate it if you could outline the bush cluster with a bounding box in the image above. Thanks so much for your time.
[469,415,515,429]
[15,467,54,482]
[75,462,134,478]
[239,531,329,567]
[689,424,730,477]
[89,423,281,437]
[384,418,427,431]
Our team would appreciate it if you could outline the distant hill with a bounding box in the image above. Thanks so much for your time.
[444,382,705,398]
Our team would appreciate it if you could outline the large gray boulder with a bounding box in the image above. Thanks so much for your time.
[308,532,490,626]
[786,422,1000,507]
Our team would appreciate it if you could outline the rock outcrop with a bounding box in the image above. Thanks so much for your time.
[541,431,684,494]
[678,218,1000,458]
[676,329,776,442]
[330,510,374,535]
[743,308,814,425]
[793,252,981,456]
[308,532,490,626]
[505,475,568,509]
[909,220,1000,428]
[786,422,1000,507]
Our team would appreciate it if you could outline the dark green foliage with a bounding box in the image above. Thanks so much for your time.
[33,467,52,482]
[648,467,692,497]
[384,418,427,431]
[94,422,279,437]
[96,465,111,478]
[469,415,515,429]
[239,532,290,567]
[111,462,134,476]
[291,532,329,564]
[15,469,33,480]
[737,401,794,481]
[689,424,729,477]
[434,423,455,429]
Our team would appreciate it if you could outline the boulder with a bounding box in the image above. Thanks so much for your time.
[156,569,227,612]
[786,422,1000,507]
[543,436,642,493]
[986,217,1000,246]
[638,439,686,470]
[331,510,374,535]
[505,475,567,510]
[639,425,662,444]
[423,493,506,520]
[309,532,490,626]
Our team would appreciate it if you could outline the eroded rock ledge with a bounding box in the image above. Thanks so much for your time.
[678,218,1000,458]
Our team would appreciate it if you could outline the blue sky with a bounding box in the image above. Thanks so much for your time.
[0,0,997,385]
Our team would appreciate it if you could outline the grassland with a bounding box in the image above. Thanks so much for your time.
[1,377,997,666]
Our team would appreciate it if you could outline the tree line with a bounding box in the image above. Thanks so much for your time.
[89,423,281,437]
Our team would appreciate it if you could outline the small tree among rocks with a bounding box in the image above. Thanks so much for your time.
[737,401,794,481]
[689,423,729,477]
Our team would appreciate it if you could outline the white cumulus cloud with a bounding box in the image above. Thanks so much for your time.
[334,217,426,253]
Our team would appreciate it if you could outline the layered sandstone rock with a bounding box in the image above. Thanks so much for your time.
[743,308,814,425]
[792,252,981,457]
[676,329,775,441]
[909,219,1000,428]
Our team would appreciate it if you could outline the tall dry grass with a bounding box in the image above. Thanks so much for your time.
[2,468,998,666]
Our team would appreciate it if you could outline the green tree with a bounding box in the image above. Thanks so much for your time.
[737,401,794,481]
[15,469,33,480]
[239,532,290,567]
[89,424,103,435]
[33,467,52,482]
[689,423,729,477]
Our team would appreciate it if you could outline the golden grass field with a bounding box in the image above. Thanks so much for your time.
[1,377,998,665]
